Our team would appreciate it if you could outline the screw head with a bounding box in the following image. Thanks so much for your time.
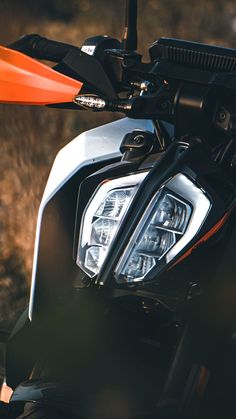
[133,134,144,145]
[218,111,226,121]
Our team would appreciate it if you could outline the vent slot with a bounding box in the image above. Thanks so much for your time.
[150,38,236,72]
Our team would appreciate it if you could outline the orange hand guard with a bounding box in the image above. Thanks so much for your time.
[0,46,83,105]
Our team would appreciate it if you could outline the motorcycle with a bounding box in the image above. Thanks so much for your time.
[0,0,236,418]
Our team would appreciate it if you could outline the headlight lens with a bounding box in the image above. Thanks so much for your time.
[77,171,211,283]
[114,174,211,284]
[114,190,191,282]
[77,172,148,277]
[152,193,190,233]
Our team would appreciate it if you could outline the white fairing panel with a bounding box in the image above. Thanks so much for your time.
[29,118,154,320]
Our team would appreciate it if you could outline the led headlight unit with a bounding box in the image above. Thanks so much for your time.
[77,171,148,277]
[114,173,211,283]
[77,171,211,284]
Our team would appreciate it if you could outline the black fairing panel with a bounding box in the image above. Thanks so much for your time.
[31,158,119,319]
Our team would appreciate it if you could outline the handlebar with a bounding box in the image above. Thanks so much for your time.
[7,33,236,137]
[8,34,78,63]
[8,33,118,99]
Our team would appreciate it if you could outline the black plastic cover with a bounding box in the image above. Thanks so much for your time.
[150,38,236,72]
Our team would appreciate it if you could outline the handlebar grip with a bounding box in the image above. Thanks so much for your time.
[8,34,78,62]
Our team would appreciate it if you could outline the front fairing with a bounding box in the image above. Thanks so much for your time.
[5,117,173,391]
[27,117,235,321]
[28,118,157,321]
[5,121,236,414]
[75,137,236,304]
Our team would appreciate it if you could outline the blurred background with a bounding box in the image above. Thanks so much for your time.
[1,0,236,331]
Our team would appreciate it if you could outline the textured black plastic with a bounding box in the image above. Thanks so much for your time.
[150,38,236,72]
[9,34,75,62]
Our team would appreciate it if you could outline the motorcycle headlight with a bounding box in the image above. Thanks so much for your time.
[77,172,211,283]
[77,172,148,277]
[114,173,211,283]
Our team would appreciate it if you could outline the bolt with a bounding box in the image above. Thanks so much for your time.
[140,81,150,92]
[218,111,226,122]
[161,101,170,111]
[134,135,144,145]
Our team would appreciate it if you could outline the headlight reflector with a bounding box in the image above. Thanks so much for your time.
[123,254,156,282]
[114,189,190,283]
[95,189,133,219]
[114,174,211,284]
[77,171,211,283]
[77,172,148,277]
[153,193,190,233]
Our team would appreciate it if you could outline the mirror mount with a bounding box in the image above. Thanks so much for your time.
[122,0,138,51]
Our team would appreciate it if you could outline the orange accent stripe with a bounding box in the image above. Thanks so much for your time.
[0,383,13,404]
[0,46,83,105]
[196,366,210,398]
[169,207,233,269]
